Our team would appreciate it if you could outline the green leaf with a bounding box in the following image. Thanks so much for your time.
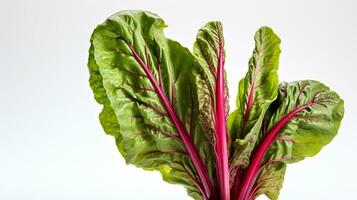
[193,21,229,141]
[88,10,216,199]
[266,80,344,163]
[229,27,281,173]
[193,21,231,200]
[251,80,344,199]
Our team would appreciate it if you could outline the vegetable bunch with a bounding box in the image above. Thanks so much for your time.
[88,10,344,200]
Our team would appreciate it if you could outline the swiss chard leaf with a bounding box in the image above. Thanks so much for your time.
[89,11,216,199]
[228,27,281,189]
[236,80,344,200]
[266,81,344,163]
[193,21,230,141]
[193,21,230,199]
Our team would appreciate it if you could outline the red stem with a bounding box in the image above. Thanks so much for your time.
[234,103,315,200]
[128,45,214,199]
[215,29,230,200]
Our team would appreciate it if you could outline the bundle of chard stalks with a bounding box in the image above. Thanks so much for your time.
[88,10,344,200]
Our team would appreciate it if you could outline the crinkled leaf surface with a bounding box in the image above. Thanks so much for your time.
[193,21,229,142]
[88,45,125,154]
[266,80,344,163]
[250,161,286,200]
[246,80,344,200]
[88,10,216,200]
[228,27,281,181]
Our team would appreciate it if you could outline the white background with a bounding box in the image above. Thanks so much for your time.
[1,0,356,199]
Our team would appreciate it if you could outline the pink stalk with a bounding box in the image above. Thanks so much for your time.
[235,103,315,200]
[215,34,230,200]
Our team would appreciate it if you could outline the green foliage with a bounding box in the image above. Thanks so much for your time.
[88,10,344,200]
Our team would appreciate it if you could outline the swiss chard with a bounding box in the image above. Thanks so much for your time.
[88,10,344,200]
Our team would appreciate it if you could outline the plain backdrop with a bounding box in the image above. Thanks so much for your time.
[1,0,356,199]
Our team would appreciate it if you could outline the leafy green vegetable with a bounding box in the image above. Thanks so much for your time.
[88,11,215,199]
[229,28,281,194]
[88,10,344,200]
